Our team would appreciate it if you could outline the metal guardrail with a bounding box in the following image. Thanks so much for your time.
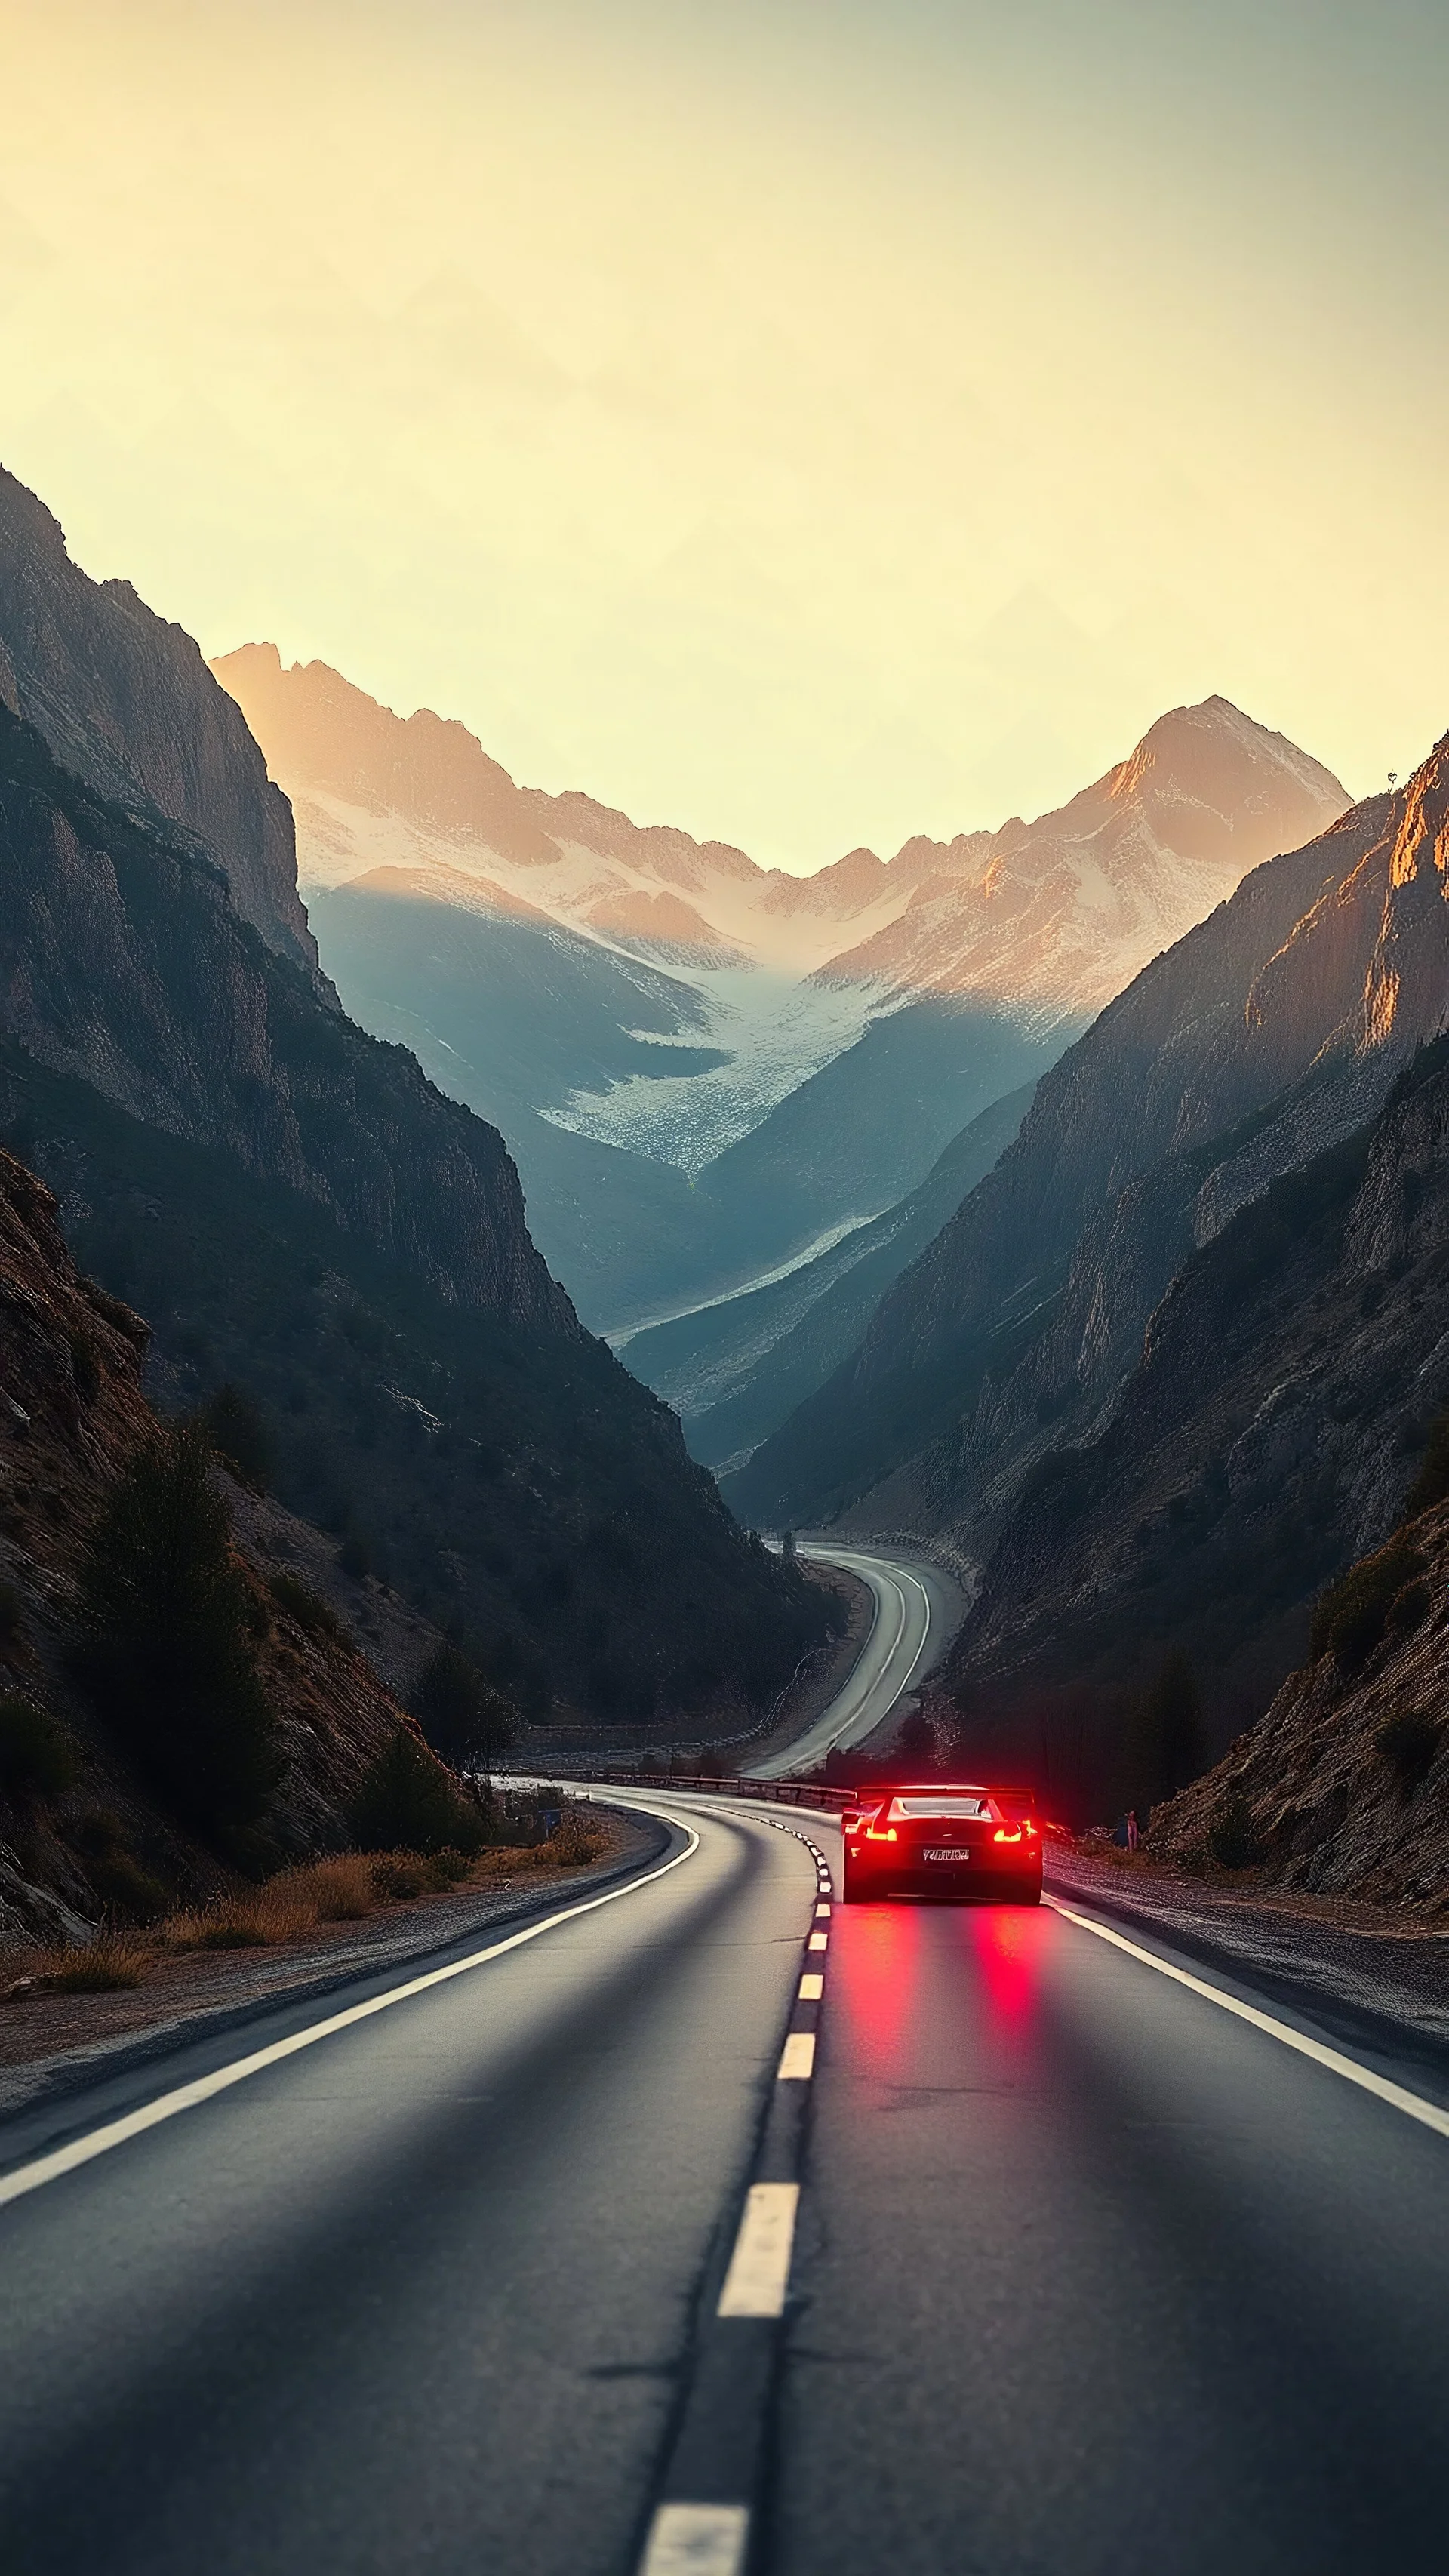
[571,1769,854,1814]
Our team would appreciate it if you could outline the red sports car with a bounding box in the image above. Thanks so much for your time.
[840,1783,1041,1904]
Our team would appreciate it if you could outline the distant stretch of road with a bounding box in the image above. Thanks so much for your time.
[746,1542,955,1778]
[4,1794,1448,2574]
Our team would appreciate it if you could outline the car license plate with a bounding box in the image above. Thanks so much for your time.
[923,1846,967,1863]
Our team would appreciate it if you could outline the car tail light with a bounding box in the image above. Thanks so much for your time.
[866,1823,897,1842]
[992,1824,1023,1844]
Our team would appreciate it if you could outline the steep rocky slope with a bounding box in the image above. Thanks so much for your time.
[939,1034,1449,1795]
[732,764,1414,1533]
[0,703,567,1325]
[0,700,830,1725]
[0,1144,412,1937]
[0,469,316,972]
[1146,1495,1449,1912]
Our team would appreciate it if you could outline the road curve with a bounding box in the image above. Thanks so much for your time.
[746,1544,949,1778]
[0,1798,820,2576]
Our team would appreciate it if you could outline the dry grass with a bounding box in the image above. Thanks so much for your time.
[47,1935,148,1991]
[1,1808,617,2002]
[541,1815,608,1867]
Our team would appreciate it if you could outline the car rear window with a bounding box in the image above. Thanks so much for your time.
[889,1796,989,1819]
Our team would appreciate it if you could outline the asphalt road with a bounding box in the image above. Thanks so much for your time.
[747,1545,949,1777]
[5,1798,1449,2576]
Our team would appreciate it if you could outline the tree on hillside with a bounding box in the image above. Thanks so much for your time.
[78,1418,278,1848]
[411,1641,518,1775]
[349,1725,485,1854]
[1125,1651,1204,1814]
[202,1383,273,1494]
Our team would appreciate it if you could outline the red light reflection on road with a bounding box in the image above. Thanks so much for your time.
[967,1906,1044,2039]
[833,1902,925,2084]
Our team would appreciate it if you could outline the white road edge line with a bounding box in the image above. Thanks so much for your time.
[1048,1897,1449,2142]
[778,2031,816,2080]
[716,2180,801,2318]
[639,2502,750,2576]
[0,1827,704,2211]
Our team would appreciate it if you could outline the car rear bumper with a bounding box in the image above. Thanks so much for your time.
[844,1860,1041,1900]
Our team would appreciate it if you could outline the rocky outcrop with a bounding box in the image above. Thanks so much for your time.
[0,702,570,1326]
[0,468,317,971]
[1146,1500,1449,1910]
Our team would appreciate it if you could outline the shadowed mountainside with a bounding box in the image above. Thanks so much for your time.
[730,780,1404,1535]
[0,695,831,1727]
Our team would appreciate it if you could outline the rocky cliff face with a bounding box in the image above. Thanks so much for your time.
[0,469,317,973]
[0,702,569,1327]
[941,1035,1449,1773]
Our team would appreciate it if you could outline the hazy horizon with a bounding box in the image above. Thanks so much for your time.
[2,0,1444,871]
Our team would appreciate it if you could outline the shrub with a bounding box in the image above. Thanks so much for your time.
[1310,1537,1426,1673]
[371,1851,429,1900]
[543,1811,608,1867]
[0,1694,78,1799]
[1386,1580,1431,1642]
[1208,1790,1260,1870]
[268,1570,343,1643]
[1375,1708,1441,1793]
[202,1384,273,1494]
[69,1328,103,1405]
[349,1726,486,1855]
[50,1934,146,1991]
[1403,1409,1449,1520]
[411,1642,517,1773]
[69,1814,171,1923]
[76,1420,279,1846]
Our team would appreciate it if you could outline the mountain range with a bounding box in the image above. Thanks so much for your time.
[213,644,1348,1478]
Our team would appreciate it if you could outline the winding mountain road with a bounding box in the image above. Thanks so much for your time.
[746,1541,956,1778]
[4,1791,1449,2574]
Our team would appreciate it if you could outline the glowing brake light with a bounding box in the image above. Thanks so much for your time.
[992,1824,1023,1844]
[866,1823,897,1842]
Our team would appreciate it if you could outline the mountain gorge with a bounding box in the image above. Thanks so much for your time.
[214,645,1348,1452]
[0,467,830,1734]
[737,727,1449,1802]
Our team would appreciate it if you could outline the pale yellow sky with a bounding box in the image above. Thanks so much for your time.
[1,0,1444,867]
